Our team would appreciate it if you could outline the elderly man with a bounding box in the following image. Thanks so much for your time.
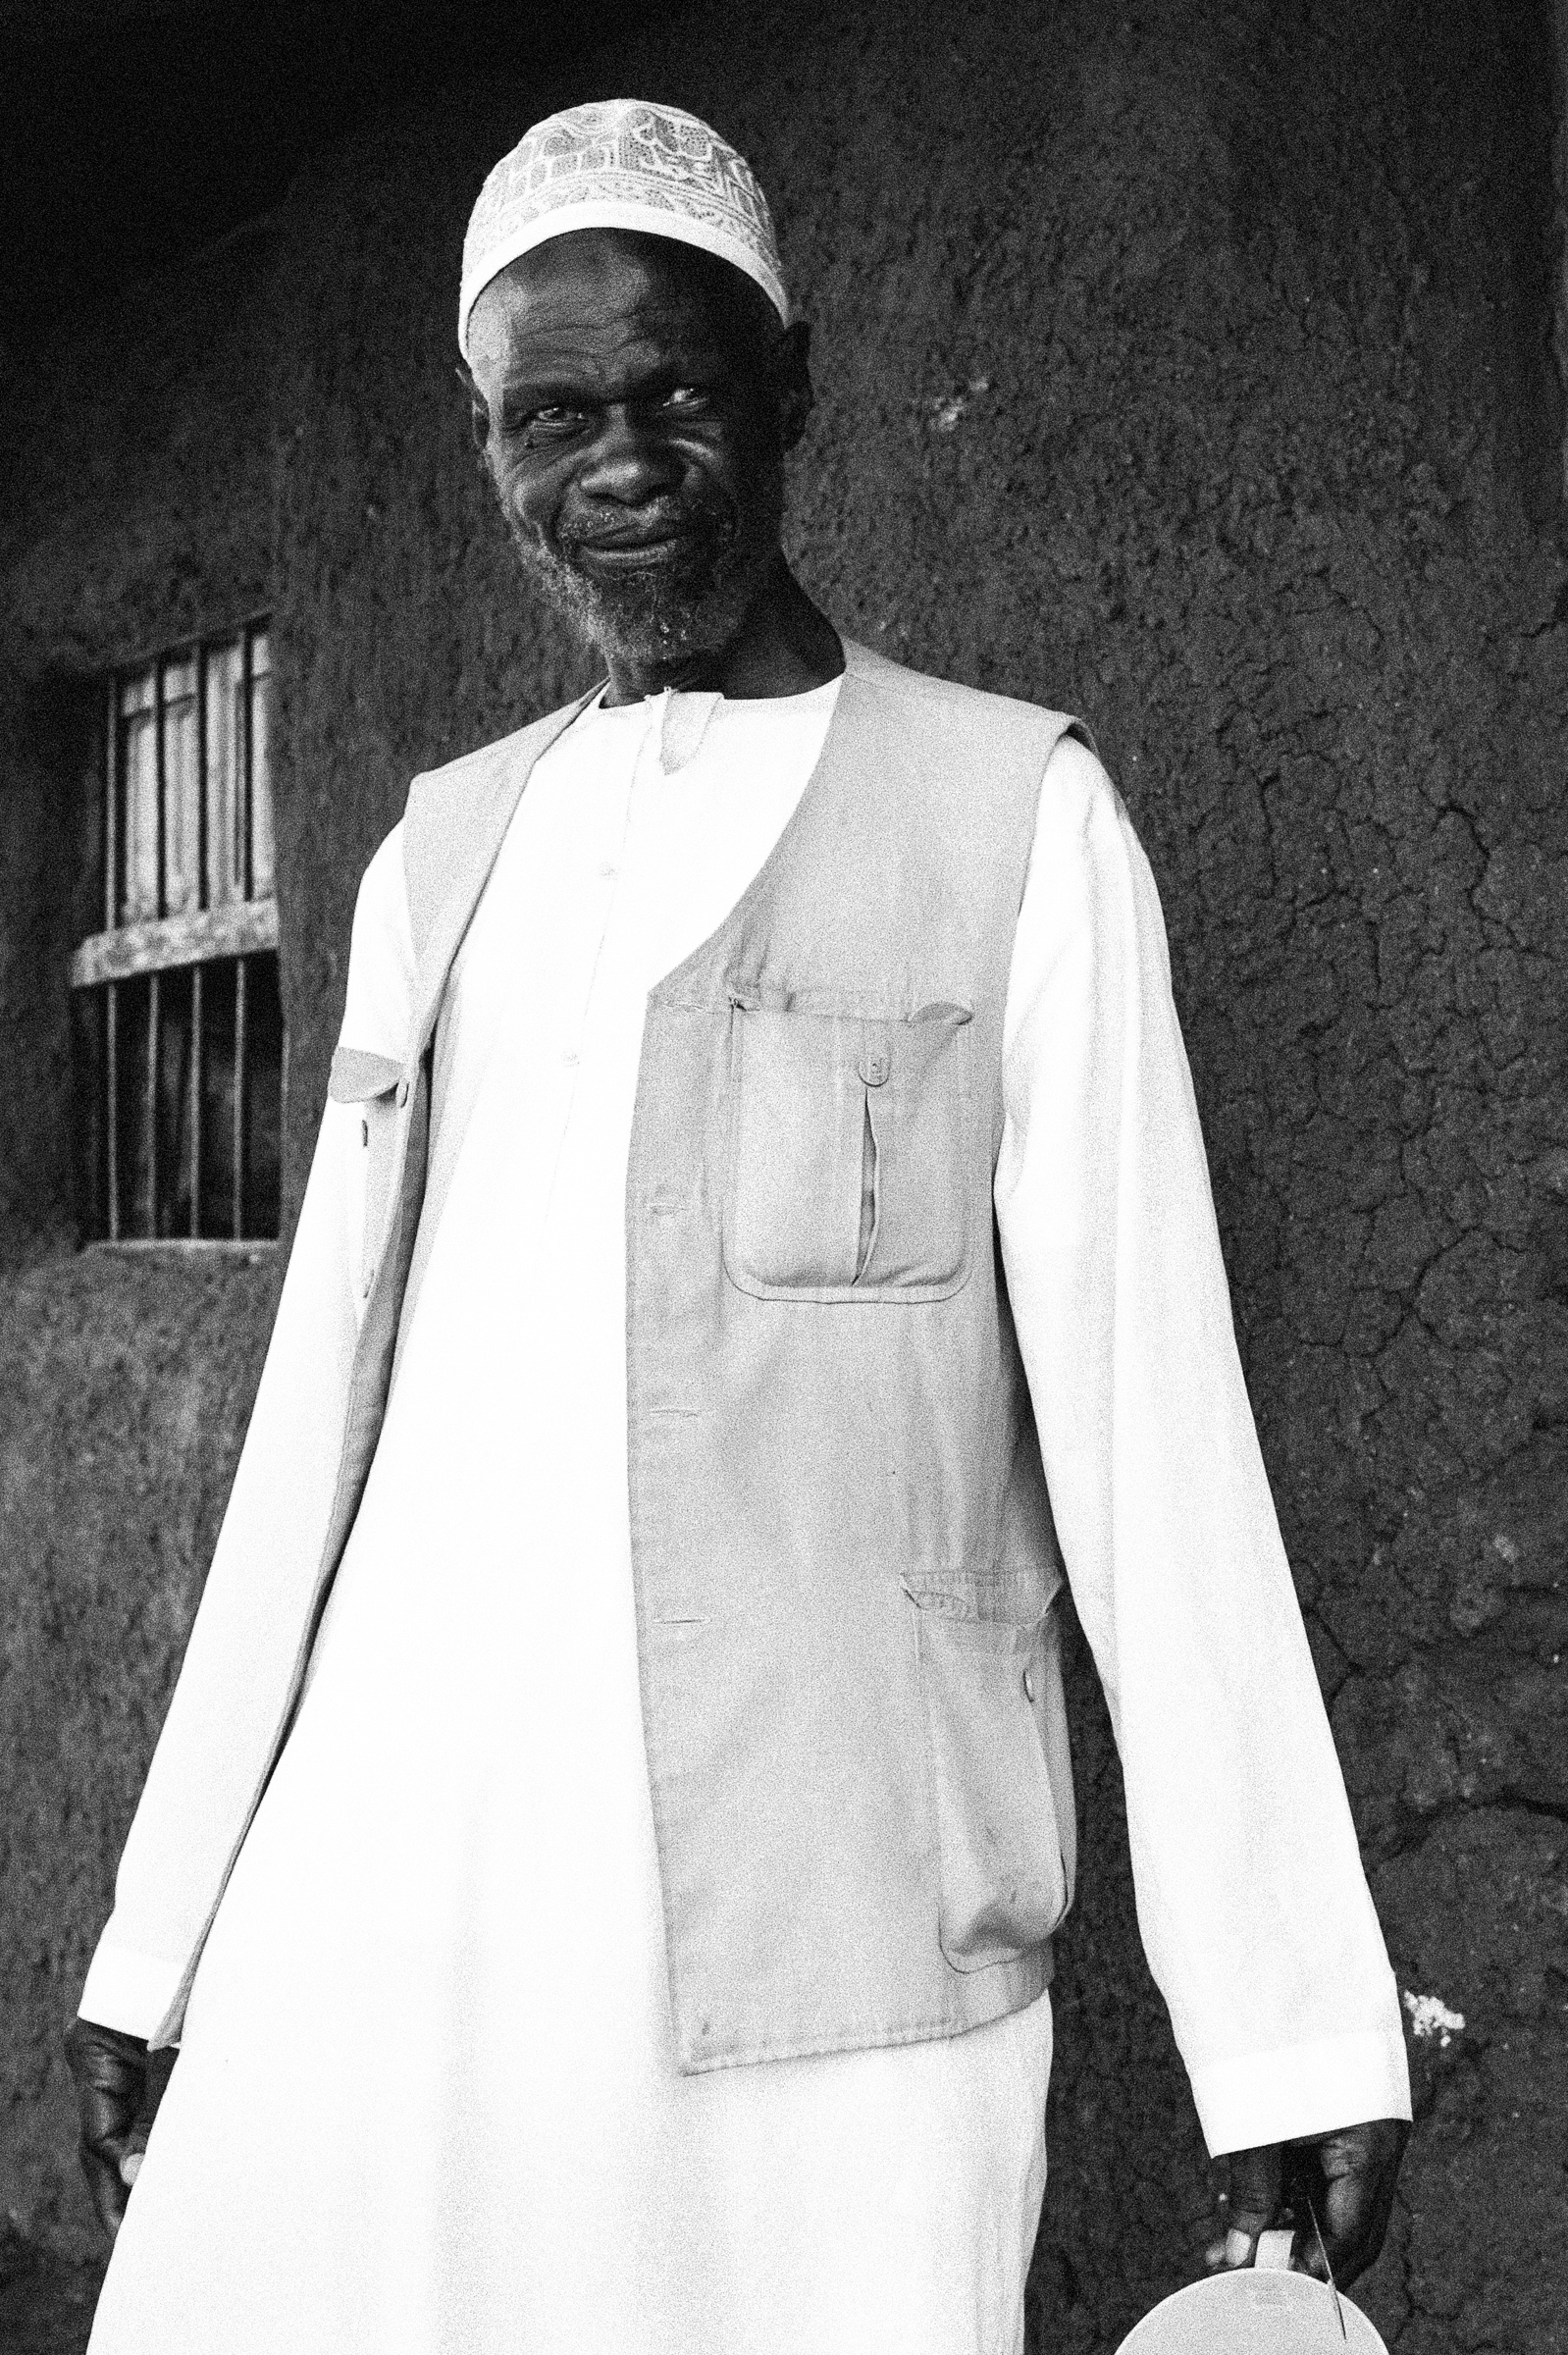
[69,101,1409,2355]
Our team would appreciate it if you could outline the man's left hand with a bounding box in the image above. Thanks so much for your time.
[1205,2118,1410,2288]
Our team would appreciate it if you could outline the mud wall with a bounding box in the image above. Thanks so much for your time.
[2,1,1565,2347]
[0,228,285,2250]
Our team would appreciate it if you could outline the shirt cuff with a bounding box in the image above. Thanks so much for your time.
[1190,2026,1412,2156]
[78,1941,184,2042]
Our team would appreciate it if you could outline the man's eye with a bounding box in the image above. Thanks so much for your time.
[660,386,709,413]
[516,406,587,442]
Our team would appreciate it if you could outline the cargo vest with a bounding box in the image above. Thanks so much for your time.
[153,638,1088,2067]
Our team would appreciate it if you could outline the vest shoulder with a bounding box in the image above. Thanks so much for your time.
[403,697,587,811]
[401,694,594,960]
[842,642,1084,758]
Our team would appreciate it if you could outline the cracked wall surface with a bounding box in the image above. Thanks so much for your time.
[1,0,1564,2346]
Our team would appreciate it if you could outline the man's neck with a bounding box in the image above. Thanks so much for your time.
[600,557,844,706]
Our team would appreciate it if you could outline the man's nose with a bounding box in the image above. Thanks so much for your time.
[575,408,684,505]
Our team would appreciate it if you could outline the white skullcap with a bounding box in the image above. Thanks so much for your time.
[459,99,789,360]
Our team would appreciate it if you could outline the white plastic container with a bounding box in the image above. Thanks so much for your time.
[1115,2230,1389,2353]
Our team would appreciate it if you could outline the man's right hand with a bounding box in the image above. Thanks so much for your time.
[65,2017,152,2238]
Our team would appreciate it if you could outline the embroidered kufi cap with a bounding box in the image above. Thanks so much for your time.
[459,99,790,359]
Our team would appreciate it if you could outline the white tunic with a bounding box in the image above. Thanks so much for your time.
[83,680,1408,2355]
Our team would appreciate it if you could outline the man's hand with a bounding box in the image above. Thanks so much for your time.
[64,2017,156,2239]
[1206,2118,1410,2288]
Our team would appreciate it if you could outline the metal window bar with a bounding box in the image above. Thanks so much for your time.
[190,646,210,1237]
[235,627,256,1239]
[155,661,166,923]
[152,660,166,1240]
[188,962,203,1240]
[145,969,161,1237]
[241,627,254,902]
[280,1020,291,1210]
[233,956,248,1240]
[104,677,118,933]
[105,981,120,1243]
[104,674,119,1241]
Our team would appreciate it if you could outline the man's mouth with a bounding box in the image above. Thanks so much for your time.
[569,530,693,573]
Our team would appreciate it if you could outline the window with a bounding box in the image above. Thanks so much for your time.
[70,621,285,1242]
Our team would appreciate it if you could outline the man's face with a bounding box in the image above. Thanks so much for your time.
[464,231,809,677]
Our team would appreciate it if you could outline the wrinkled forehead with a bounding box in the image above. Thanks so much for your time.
[465,228,773,387]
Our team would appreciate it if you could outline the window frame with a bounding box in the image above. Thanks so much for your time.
[71,615,287,1249]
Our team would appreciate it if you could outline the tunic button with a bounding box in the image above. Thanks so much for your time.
[395,1079,409,1107]
[1022,1666,1036,1704]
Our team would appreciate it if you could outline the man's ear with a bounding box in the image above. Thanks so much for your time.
[454,361,491,454]
[772,320,814,455]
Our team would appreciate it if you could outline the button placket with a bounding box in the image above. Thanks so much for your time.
[559,729,642,1075]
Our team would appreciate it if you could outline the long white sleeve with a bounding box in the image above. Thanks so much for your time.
[78,833,414,2039]
[995,736,1410,2156]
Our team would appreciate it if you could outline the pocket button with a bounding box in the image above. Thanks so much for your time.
[859,1043,890,1086]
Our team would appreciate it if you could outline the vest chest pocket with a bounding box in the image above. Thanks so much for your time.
[723,1002,975,1302]
[328,1046,407,1300]
[910,1599,1074,1972]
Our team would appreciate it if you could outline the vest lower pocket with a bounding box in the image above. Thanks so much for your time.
[911,1599,1072,1972]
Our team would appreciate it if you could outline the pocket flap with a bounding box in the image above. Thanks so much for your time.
[329,1046,405,1105]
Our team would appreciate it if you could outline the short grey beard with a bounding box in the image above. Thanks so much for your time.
[516,537,763,672]
[504,487,783,676]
